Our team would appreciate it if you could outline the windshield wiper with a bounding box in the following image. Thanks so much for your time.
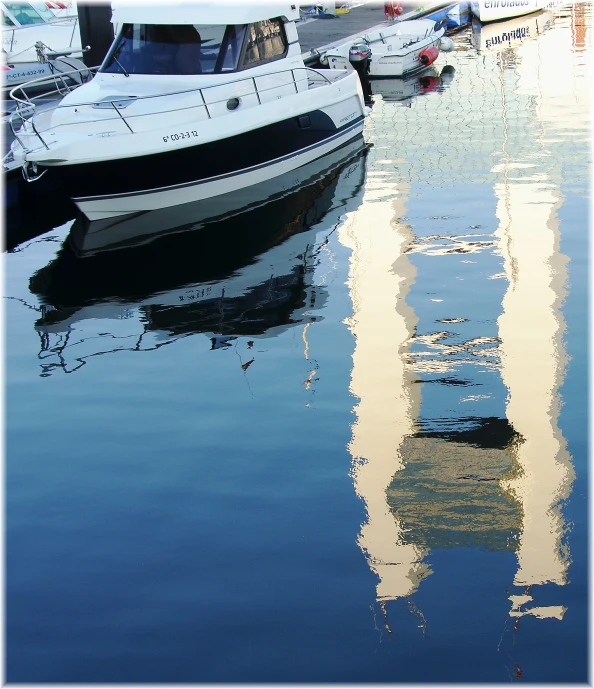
[111,46,129,77]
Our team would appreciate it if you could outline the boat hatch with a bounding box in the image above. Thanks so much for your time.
[92,95,138,109]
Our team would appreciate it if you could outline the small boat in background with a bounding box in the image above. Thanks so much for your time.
[2,0,86,89]
[424,2,472,30]
[320,18,452,78]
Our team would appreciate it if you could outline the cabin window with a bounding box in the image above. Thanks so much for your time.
[29,2,57,22]
[3,13,16,26]
[100,20,287,76]
[100,23,251,76]
[240,19,287,69]
[3,2,47,25]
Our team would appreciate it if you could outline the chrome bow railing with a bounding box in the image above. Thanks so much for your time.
[8,65,342,153]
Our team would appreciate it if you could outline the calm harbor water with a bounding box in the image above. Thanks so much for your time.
[5,4,590,683]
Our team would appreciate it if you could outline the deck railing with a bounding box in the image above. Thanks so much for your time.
[9,65,340,153]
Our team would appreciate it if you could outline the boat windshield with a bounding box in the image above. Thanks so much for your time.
[100,23,249,76]
[3,1,55,25]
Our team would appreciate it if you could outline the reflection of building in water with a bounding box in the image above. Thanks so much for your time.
[341,3,587,630]
[492,8,586,619]
[338,161,431,611]
[27,142,367,375]
[495,172,573,622]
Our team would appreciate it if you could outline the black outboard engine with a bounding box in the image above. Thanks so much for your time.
[348,41,371,77]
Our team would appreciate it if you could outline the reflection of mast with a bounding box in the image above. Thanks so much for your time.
[339,170,429,606]
[494,48,574,622]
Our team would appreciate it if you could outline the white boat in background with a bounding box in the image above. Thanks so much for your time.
[319,18,451,78]
[471,8,553,51]
[2,0,85,88]
[470,0,548,23]
[9,1,367,221]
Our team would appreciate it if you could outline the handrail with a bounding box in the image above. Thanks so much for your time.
[9,64,343,153]
[10,64,334,109]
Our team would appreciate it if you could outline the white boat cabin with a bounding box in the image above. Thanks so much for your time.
[105,1,303,79]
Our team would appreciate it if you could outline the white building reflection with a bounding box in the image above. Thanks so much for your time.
[338,171,430,614]
[494,5,582,619]
[339,3,587,631]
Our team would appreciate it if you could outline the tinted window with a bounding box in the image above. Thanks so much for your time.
[241,19,287,69]
[3,1,46,25]
[100,23,248,76]
[29,2,57,21]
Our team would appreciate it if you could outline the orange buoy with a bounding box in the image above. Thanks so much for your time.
[419,45,439,66]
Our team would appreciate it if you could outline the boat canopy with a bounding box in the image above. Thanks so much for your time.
[110,2,300,27]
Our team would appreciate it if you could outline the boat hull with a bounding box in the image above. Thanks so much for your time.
[57,111,366,220]
[68,134,368,255]
[368,39,442,78]
[470,0,542,23]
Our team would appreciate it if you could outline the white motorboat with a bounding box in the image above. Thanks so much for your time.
[470,8,553,50]
[2,0,85,88]
[8,1,368,221]
[319,18,451,78]
[470,0,552,23]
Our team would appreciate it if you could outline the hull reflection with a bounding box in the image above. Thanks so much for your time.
[361,65,456,108]
[471,10,554,52]
[28,137,368,375]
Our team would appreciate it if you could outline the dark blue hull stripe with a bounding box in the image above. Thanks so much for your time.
[46,109,364,201]
[74,117,365,202]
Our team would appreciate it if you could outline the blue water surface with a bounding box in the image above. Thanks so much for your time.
[5,4,590,683]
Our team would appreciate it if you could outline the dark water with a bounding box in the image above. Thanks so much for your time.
[5,4,590,682]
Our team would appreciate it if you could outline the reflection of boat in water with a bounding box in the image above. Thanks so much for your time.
[363,64,456,106]
[2,0,86,90]
[471,9,553,51]
[67,136,369,257]
[28,137,367,374]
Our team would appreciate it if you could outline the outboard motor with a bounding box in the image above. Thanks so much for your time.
[349,41,371,77]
